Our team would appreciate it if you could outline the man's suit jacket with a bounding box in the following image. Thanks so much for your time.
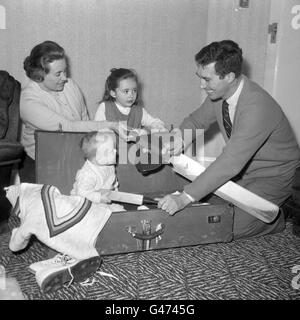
[180,76,300,205]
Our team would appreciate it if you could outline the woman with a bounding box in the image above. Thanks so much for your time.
[19,41,130,182]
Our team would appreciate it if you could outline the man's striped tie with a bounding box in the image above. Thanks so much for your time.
[222,100,232,138]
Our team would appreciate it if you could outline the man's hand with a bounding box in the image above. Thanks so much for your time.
[157,192,192,215]
[161,128,184,157]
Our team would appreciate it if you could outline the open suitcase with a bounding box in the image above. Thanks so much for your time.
[35,130,234,255]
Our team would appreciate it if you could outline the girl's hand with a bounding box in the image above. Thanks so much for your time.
[149,126,169,133]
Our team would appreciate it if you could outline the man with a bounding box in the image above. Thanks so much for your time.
[158,40,300,239]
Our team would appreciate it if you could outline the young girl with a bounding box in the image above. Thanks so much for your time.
[94,68,168,134]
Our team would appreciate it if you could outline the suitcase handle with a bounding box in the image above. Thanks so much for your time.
[127,223,165,241]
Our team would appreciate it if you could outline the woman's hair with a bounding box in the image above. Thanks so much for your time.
[195,40,243,79]
[101,68,139,102]
[80,131,115,161]
[23,41,65,82]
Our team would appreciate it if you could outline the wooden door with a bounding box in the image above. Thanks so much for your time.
[264,0,300,145]
[195,0,273,159]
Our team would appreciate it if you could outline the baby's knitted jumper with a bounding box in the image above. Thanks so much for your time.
[7,183,111,259]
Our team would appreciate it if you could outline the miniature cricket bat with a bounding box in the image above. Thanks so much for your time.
[170,154,279,223]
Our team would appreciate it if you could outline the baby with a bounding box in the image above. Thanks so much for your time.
[71,131,119,204]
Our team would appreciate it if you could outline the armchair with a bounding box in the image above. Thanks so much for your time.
[0,71,24,224]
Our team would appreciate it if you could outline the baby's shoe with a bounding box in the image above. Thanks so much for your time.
[29,254,73,274]
[34,255,101,293]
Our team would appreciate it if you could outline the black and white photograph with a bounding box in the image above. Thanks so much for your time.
[0,0,299,304]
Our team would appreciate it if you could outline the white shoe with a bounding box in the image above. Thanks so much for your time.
[35,255,102,294]
[29,254,74,274]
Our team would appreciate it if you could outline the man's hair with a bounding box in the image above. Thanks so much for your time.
[195,40,243,78]
[80,131,115,161]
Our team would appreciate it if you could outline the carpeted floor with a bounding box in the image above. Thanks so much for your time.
[1,214,300,300]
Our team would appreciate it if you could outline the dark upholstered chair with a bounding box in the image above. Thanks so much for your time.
[0,71,24,224]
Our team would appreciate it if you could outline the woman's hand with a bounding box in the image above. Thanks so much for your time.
[110,122,136,141]
[130,128,149,137]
